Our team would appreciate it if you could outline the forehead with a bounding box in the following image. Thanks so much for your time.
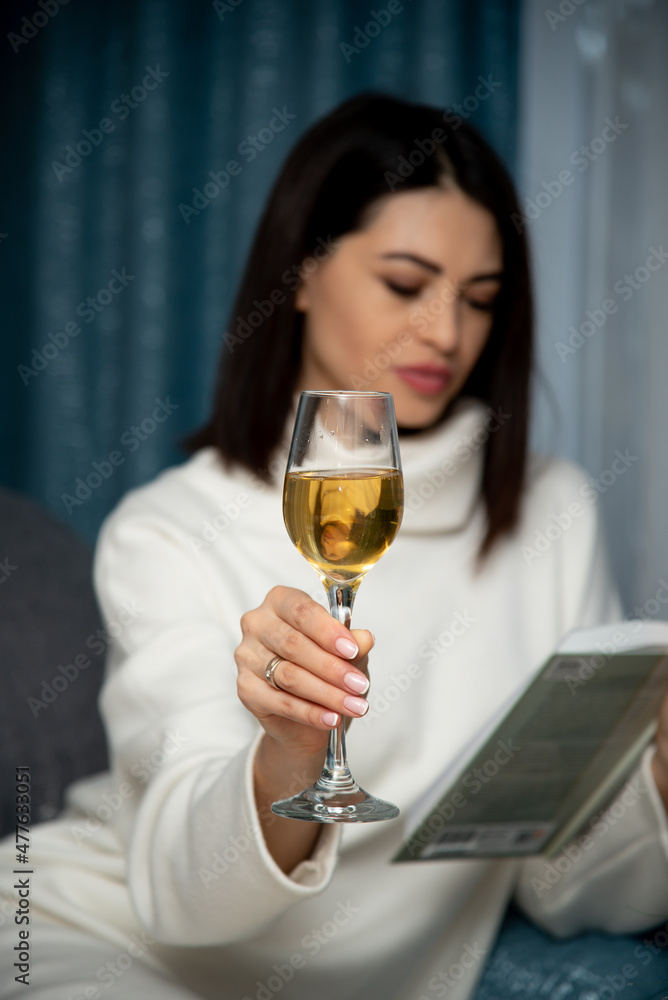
[354,186,503,273]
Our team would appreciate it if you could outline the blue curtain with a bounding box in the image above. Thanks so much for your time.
[0,0,520,544]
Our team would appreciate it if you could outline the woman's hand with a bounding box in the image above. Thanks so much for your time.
[234,585,374,874]
[235,585,373,758]
[651,689,668,812]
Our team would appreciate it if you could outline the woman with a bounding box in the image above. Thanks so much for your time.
[3,93,668,1000]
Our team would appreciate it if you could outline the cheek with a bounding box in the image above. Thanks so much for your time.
[462,315,494,369]
[310,311,363,370]
[311,282,382,361]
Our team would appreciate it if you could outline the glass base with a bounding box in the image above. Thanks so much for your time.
[271,781,400,823]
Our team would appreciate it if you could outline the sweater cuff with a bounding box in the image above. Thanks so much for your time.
[244,730,341,891]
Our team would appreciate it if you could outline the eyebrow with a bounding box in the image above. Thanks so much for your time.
[465,272,504,285]
[378,252,503,283]
[379,252,442,274]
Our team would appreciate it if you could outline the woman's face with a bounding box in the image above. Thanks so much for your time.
[295,185,503,429]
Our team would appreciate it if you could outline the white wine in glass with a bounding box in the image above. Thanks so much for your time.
[271,391,404,823]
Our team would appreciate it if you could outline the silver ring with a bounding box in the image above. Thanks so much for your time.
[265,656,284,690]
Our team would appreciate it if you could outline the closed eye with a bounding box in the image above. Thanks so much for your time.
[384,280,421,298]
[465,298,497,312]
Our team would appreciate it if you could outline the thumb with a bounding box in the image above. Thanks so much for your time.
[349,628,374,660]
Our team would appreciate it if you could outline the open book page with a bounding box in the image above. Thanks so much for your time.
[394,620,668,862]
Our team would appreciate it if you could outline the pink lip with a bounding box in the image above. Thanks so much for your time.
[393,365,453,396]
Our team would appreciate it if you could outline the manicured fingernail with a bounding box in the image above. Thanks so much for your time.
[335,637,359,659]
[322,711,339,728]
[344,671,370,695]
[343,695,368,717]
[370,632,376,645]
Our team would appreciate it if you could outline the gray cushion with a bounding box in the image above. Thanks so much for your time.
[0,488,108,837]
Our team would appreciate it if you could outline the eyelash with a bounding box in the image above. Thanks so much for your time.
[384,280,497,311]
[466,299,496,313]
[384,280,420,298]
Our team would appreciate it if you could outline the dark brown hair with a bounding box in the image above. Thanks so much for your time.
[186,92,533,559]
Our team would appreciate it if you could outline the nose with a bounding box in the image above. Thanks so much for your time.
[414,290,461,355]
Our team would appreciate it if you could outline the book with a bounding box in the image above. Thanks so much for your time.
[392,620,668,862]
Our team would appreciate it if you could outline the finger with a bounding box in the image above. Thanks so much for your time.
[354,653,370,685]
[262,632,371,699]
[269,586,364,661]
[259,594,374,696]
[249,669,346,730]
[268,657,371,721]
[248,640,370,721]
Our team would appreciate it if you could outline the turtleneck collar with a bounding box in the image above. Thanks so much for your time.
[398,397,490,535]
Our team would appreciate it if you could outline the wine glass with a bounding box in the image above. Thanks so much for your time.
[271,390,404,823]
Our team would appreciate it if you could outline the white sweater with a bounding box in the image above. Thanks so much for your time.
[5,398,668,1000]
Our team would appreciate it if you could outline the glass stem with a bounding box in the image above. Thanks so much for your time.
[318,582,359,791]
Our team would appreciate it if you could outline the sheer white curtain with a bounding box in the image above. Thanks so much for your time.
[518,0,668,612]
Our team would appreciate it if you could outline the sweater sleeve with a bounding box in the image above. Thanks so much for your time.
[515,746,668,936]
[93,494,341,946]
